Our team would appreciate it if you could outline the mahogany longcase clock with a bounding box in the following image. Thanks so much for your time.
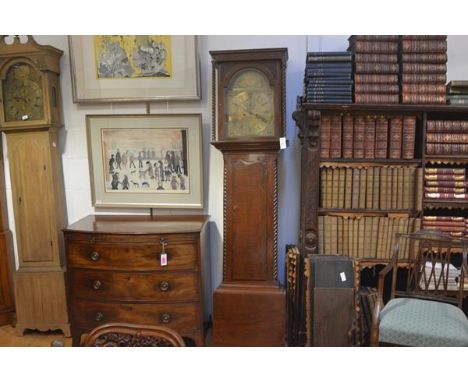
[211,48,287,346]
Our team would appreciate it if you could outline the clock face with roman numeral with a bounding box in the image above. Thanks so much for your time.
[224,69,274,138]
[2,63,44,122]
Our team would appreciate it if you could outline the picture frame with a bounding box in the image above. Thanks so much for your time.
[69,35,200,103]
[86,114,203,209]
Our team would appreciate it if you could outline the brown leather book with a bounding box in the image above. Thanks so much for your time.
[426,133,468,144]
[426,120,468,133]
[342,114,354,158]
[354,53,398,62]
[402,84,446,93]
[350,40,398,53]
[401,53,447,63]
[355,62,399,74]
[425,193,468,199]
[425,180,468,187]
[401,39,447,53]
[320,115,331,158]
[389,117,403,159]
[354,74,399,83]
[402,116,416,159]
[402,93,447,104]
[423,216,465,222]
[364,117,376,159]
[402,35,447,40]
[354,83,399,94]
[353,116,366,158]
[423,221,466,228]
[401,63,446,74]
[329,114,342,158]
[350,35,399,41]
[375,117,389,158]
[355,93,399,104]
[401,73,446,83]
[424,174,465,181]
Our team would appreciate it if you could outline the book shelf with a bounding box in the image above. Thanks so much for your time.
[293,102,468,267]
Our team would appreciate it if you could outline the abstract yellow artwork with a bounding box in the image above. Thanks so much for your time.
[93,35,173,79]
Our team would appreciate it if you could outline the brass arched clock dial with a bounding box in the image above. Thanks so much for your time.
[2,63,44,122]
[224,69,274,138]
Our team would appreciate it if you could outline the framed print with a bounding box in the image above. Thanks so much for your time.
[86,114,203,208]
[69,35,200,102]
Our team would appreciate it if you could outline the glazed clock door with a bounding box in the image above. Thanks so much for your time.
[7,131,58,268]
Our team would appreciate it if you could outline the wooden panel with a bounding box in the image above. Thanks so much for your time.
[66,240,198,271]
[7,132,58,267]
[69,269,199,302]
[14,270,69,335]
[225,153,275,282]
[71,299,201,333]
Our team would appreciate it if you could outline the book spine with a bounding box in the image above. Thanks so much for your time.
[426,133,468,144]
[352,168,360,209]
[373,167,380,209]
[402,116,416,159]
[426,120,468,133]
[307,56,352,63]
[329,115,343,158]
[380,167,388,209]
[448,99,468,105]
[416,168,423,211]
[342,114,354,158]
[355,94,399,104]
[401,40,447,53]
[391,167,398,209]
[375,117,389,158]
[425,193,468,199]
[366,167,374,208]
[353,116,366,158]
[424,187,465,193]
[401,53,447,63]
[331,168,339,208]
[402,84,446,93]
[425,180,468,187]
[401,63,446,74]
[389,117,403,159]
[402,35,447,40]
[364,117,376,159]
[354,83,399,93]
[402,93,446,104]
[350,35,400,41]
[344,168,353,209]
[354,74,399,84]
[325,168,332,208]
[354,53,398,62]
[320,115,331,158]
[338,168,345,209]
[426,144,468,155]
[423,221,467,228]
[306,62,353,68]
[401,73,447,83]
[359,169,367,208]
[355,62,399,74]
[350,41,398,53]
[424,168,465,175]
[320,167,327,207]
[423,216,465,222]
[424,174,466,181]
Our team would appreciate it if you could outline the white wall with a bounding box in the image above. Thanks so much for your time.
[3,35,468,316]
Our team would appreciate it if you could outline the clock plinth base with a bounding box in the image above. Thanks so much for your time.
[212,282,285,346]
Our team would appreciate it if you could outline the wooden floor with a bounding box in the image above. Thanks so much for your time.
[0,324,72,347]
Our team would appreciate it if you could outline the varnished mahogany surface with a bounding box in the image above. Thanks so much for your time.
[64,214,209,347]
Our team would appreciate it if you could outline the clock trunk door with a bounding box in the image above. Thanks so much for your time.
[7,131,58,268]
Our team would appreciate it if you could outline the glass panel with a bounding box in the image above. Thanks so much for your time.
[2,63,44,122]
[224,69,274,138]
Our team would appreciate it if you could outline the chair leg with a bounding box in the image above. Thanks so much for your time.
[370,325,379,347]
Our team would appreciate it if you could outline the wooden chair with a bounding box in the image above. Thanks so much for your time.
[371,230,468,346]
[82,323,186,347]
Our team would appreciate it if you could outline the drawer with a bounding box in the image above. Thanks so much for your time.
[66,240,198,271]
[69,270,199,302]
[70,299,201,333]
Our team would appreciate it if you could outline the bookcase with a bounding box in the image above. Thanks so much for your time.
[293,102,468,267]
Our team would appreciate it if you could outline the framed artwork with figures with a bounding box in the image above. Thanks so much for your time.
[86,114,203,208]
[69,35,200,102]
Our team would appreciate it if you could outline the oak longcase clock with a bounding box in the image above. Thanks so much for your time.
[211,48,287,346]
[0,35,69,335]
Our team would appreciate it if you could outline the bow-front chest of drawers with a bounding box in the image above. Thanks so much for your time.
[63,214,209,346]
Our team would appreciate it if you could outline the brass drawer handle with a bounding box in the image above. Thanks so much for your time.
[95,312,104,322]
[160,313,172,324]
[159,281,170,292]
[90,251,100,261]
[92,280,102,290]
